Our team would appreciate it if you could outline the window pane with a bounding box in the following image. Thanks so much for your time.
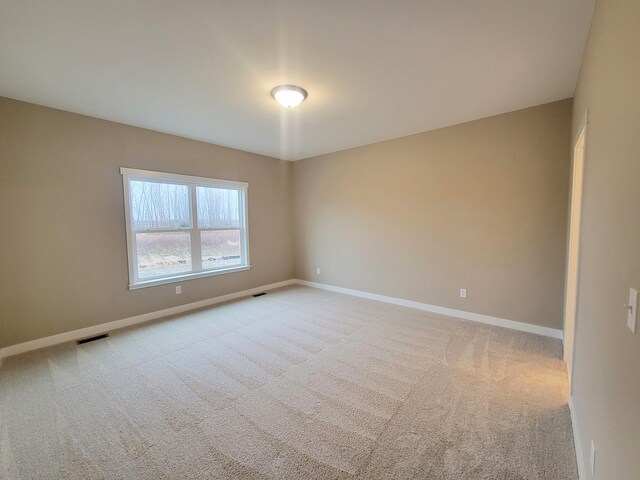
[130,180,191,230]
[197,186,240,228]
[201,230,242,269]
[136,232,192,279]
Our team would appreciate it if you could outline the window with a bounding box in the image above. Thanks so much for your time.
[121,168,249,289]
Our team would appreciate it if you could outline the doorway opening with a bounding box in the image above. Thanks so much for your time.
[564,114,587,393]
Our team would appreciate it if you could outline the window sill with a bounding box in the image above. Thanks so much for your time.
[128,265,251,290]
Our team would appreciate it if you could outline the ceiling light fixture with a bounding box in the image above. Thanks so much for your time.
[270,85,308,108]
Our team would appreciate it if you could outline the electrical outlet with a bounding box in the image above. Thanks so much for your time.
[627,288,638,333]
[459,288,467,298]
[176,285,182,294]
[316,267,321,275]
[590,440,596,476]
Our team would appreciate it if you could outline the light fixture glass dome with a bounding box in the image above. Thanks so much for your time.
[270,85,308,108]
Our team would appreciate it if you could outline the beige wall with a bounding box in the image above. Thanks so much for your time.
[0,97,573,348]
[570,0,640,477]
[0,97,293,349]
[292,99,572,330]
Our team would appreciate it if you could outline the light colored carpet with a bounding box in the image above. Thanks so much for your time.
[0,285,577,479]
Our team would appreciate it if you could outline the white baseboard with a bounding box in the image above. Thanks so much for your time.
[569,396,586,479]
[295,279,563,339]
[0,279,296,360]
[0,277,563,360]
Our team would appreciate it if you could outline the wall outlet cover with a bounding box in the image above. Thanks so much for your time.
[628,288,638,333]
[176,285,182,294]
[459,288,467,298]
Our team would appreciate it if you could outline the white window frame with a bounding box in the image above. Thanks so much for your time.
[121,167,250,289]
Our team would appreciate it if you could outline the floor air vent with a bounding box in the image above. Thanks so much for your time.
[77,333,109,345]
[252,292,267,297]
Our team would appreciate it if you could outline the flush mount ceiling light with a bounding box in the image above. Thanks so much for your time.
[270,85,308,108]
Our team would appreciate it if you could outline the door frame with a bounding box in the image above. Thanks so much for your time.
[563,109,588,394]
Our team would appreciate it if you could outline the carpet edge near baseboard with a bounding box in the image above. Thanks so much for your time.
[296,279,563,340]
[0,278,563,361]
[0,279,296,360]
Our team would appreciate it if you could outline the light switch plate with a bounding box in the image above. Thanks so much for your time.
[628,288,638,333]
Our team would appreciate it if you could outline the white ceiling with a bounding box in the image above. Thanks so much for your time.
[0,1,595,160]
